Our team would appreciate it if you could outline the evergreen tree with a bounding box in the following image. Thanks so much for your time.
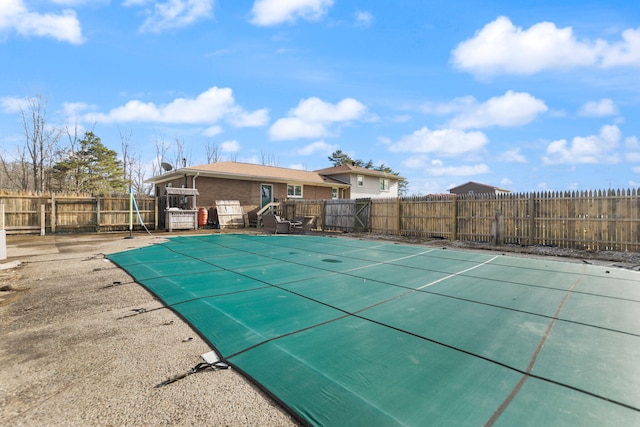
[52,132,127,194]
[327,150,373,168]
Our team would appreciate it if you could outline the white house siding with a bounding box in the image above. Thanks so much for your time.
[351,175,398,198]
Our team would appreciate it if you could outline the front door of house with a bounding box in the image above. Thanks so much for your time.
[260,184,273,209]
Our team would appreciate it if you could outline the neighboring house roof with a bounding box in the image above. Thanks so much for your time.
[146,162,349,187]
[448,181,511,194]
[314,164,404,180]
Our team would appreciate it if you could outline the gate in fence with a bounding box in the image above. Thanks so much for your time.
[354,198,371,232]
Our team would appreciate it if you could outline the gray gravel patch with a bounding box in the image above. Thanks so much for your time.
[0,232,298,427]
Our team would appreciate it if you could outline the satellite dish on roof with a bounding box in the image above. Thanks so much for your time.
[161,162,173,172]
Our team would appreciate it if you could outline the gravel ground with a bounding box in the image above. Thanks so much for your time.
[2,230,638,427]
[0,231,299,427]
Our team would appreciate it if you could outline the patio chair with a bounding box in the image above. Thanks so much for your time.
[262,214,291,234]
[292,216,315,234]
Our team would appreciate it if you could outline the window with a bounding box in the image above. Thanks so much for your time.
[287,184,303,198]
[357,175,364,187]
[379,178,390,192]
[332,188,338,199]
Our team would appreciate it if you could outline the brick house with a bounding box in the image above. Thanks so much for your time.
[146,162,351,225]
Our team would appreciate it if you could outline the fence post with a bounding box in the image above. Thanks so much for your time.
[492,209,504,245]
[451,196,458,241]
[96,196,101,232]
[0,202,6,260]
[154,197,159,230]
[321,200,327,231]
[51,193,56,234]
[528,193,535,246]
[397,198,402,236]
[40,204,45,236]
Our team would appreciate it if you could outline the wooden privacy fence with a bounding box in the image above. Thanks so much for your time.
[0,191,157,235]
[282,189,640,252]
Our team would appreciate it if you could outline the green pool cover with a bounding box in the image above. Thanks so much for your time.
[107,234,640,426]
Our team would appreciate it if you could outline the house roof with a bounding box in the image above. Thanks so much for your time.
[448,181,511,193]
[145,161,349,187]
[314,164,405,180]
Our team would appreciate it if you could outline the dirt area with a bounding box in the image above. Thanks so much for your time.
[0,231,299,427]
[1,229,638,426]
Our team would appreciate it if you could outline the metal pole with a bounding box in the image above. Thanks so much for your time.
[125,187,134,239]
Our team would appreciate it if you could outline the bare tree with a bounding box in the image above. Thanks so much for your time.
[172,138,191,169]
[119,128,151,195]
[64,121,82,153]
[205,140,221,164]
[260,150,279,166]
[152,137,193,174]
[53,121,85,192]
[152,138,171,176]
[0,145,30,190]
[120,128,134,189]
[21,95,61,191]
[130,156,152,195]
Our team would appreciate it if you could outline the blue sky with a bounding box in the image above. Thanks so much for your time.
[2,0,640,195]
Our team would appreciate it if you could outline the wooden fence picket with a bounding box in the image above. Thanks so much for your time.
[283,188,640,251]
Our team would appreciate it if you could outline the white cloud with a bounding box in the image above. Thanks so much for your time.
[625,136,640,150]
[498,148,527,163]
[81,86,266,128]
[220,140,240,152]
[203,125,223,137]
[296,140,338,156]
[543,124,622,165]
[122,0,150,6]
[389,126,488,156]
[601,28,640,67]
[355,10,373,27]
[448,91,547,129]
[269,118,327,139]
[136,0,214,33]
[292,97,366,122]
[226,108,270,127]
[250,0,333,27]
[426,160,491,177]
[62,101,96,117]
[578,98,618,117]
[451,16,640,76]
[50,0,106,5]
[402,155,429,169]
[0,0,84,44]
[500,178,513,187]
[0,96,26,113]
[625,136,640,162]
[626,152,640,162]
[269,97,367,140]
